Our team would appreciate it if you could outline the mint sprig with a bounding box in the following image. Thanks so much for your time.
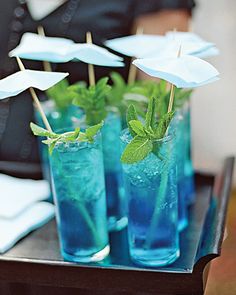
[71,77,111,126]
[121,97,174,164]
[30,121,103,154]
[46,79,76,110]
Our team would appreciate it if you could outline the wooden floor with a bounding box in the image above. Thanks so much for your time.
[205,191,236,294]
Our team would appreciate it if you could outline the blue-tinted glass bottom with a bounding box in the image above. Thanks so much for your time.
[62,245,110,263]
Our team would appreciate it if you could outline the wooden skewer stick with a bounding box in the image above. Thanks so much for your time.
[86,32,96,86]
[16,57,53,132]
[127,26,144,85]
[167,46,182,113]
[37,26,53,72]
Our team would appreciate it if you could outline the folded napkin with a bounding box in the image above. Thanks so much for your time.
[9,32,124,67]
[0,70,69,100]
[0,202,55,254]
[0,174,50,218]
[133,55,220,88]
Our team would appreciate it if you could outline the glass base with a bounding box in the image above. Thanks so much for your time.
[130,248,180,267]
[62,245,110,263]
[108,216,128,232]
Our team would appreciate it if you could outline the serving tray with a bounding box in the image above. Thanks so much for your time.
[0,157,234,295]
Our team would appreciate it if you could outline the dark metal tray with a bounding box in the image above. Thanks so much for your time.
[0,157,234,295]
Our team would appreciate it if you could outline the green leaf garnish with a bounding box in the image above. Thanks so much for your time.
[154,111,175,140]
[72,77,111,126]
[121,136,153,164]
[121,98,175,164]
[145,97,157,129]
[85,122,104,141]
[30,122,58,138]
[126,104,138,137]
[128,120,146,137]
[30,121,103,154]
[46,79,76,110]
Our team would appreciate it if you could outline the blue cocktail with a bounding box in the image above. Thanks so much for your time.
[121,130,179,267]
[50,135,110,263]
[35,101,83,201]
[102,110,127,231]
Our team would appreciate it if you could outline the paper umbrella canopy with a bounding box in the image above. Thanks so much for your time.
[9,33,124,67]
[165,31,219,58]
[133,55,219,88]
[105,33,217,59]
[0,70,69,100]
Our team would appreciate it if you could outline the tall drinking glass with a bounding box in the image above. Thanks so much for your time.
[50,135,110,263]
[121,130,179,267]
[35,101,83,201]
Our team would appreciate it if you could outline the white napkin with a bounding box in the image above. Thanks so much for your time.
[133,55,219,88]
[9,33,75,63]
[0,202,55,254]
[0,70,69,100]
[144,40,214,59]
[9,33,124,67]
[0,174,50,218]
[105,34,166,58]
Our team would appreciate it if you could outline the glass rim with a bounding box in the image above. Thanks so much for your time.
[53,131,101,149]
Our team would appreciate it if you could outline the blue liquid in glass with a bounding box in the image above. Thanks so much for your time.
[50,137,109,263]
[102,111,127,231]
[35,103,83,202]
[121,131,179,267]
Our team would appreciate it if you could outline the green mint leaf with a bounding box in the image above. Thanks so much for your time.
[46,79,75,110]
[129,120,146,137]
[42,138,59,154]
[145,97,157,129]
[121,136,153,164]
[154,111,174,139]
[72,77,110,125]
[126,104,138,137]
[85,122,103,139]
[60,128,81,141]
[30,122,57,138]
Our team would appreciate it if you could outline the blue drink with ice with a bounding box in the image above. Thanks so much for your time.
[102,110,127,231]
[35,102,83,201]
[121,130,179,267]
[50,135,110,263]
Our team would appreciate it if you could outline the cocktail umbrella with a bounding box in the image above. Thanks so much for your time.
[0,58,69,131]
[142,39,216,59]
[105,34,166,58]
[9,32,74,63]
[9,32,124,67]
[133,55,219,88]
[133,54,219,112]
[165,31,219,59]
[105,34,215,59]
